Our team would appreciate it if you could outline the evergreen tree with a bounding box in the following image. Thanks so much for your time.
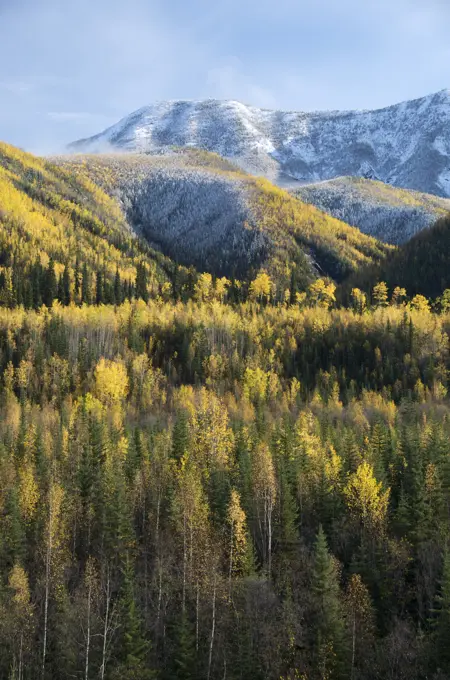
[43,258,57,307]
[135,263,149,303]
[311,526,345,678]
[61,264,71,305]
[112,559,155,679]
[433,549,450,672]
[171,612,196,680]
[96,271,104,305]
[81,262,91,304]
[114,268,122,305]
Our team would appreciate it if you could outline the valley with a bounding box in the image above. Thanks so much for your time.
[0,106,450,679]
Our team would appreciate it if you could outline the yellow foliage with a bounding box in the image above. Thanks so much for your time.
[344,462,390,532]
[94,358,129,404]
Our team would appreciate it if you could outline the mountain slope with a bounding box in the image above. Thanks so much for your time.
[69,90,450,196]
[346,212,450,299]
[0,142,176,306]
[293,177,450,244]
[56,151,392,289]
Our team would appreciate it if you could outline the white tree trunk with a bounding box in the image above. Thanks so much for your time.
[207,575,217,680]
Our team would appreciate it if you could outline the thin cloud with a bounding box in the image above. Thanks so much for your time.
[47,112,110,123]
[0,81,34,95]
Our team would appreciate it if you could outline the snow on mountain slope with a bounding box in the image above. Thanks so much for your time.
[293,177,450,244]
[54,152,391,284]
[68,91,450,196]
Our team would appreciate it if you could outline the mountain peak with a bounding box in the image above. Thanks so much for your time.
[69,92,450,197]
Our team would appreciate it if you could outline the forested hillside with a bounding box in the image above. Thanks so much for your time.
[293,176,450,244]
[346,213,450,301]
[0,142,182,307]
[1,299,450,679]
[2,142,450,680]
[56,152,391,288]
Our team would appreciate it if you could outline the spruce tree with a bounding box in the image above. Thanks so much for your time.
[44,258,57,307]
[171,612,196,680]
[114,268,122,305]
[96,271,104,305]
[311,526,345,677]
[112,559,156,680]
[135,263,149,303]
[81,263,91,304]
[433,550,450,672]
[61,264,71,305]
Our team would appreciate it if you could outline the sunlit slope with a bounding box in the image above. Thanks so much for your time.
[294,176,450,244]
[58,151,392,289]
[0,142,176,305]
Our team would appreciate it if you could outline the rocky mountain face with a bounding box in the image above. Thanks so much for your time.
[69,90,450,196]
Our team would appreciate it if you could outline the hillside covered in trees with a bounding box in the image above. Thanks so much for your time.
[293,176,450,244]
[2,142,450,680]
[346,213,450,301]
[55,151,391,288]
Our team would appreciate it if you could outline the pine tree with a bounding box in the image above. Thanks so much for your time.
[96,271,104,305]
[135,263,149,303]
[172,409,190,462]
[171,612,196,680]
[81,263,91,304]
[61,264,71,305]
[114,268,122,305]
[74,257,81,303]
[112,559,155,680]
[43,258,57,307]
[311,526,345,678]
[433,549,450,672]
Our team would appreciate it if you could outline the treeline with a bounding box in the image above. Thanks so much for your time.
[1,301,450,679]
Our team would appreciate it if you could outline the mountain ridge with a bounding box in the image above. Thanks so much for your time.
[69,90,450,196]
[293,176,450,244]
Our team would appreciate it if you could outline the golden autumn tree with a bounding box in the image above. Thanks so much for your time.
[94,358,129,405]
[344,462,390,535]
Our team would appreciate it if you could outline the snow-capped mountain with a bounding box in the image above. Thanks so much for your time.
[69,90,450,197]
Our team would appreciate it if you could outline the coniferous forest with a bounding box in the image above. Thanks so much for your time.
[3,142,450,680]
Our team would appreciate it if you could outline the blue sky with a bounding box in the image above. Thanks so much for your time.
[1,0,449,152]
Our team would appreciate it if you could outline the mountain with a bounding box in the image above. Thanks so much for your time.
[69,90,450,196]
[0,141,177,306]
[345,212,450,300]
[55,150,392,288]
[293,177,450,244]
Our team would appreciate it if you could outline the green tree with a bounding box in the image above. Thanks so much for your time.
[311,526,345,678]
[112,560,155,679]
[433,549,450,672]
[135,263,149,303]
[43,258,57,307]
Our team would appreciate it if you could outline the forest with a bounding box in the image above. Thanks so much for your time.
[2,142,450,680]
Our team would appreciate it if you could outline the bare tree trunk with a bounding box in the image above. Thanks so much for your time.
[85,577,92,680]
[207,575,217,680]
[42,503,53,679]
[18,633,23,680]
[228,526,233,599]
[182,513,187,614]
[156,561,163,632]
[267,500,273,579]
[196,580,200,653]
[100,568,111,680]
[351,614,356,680]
